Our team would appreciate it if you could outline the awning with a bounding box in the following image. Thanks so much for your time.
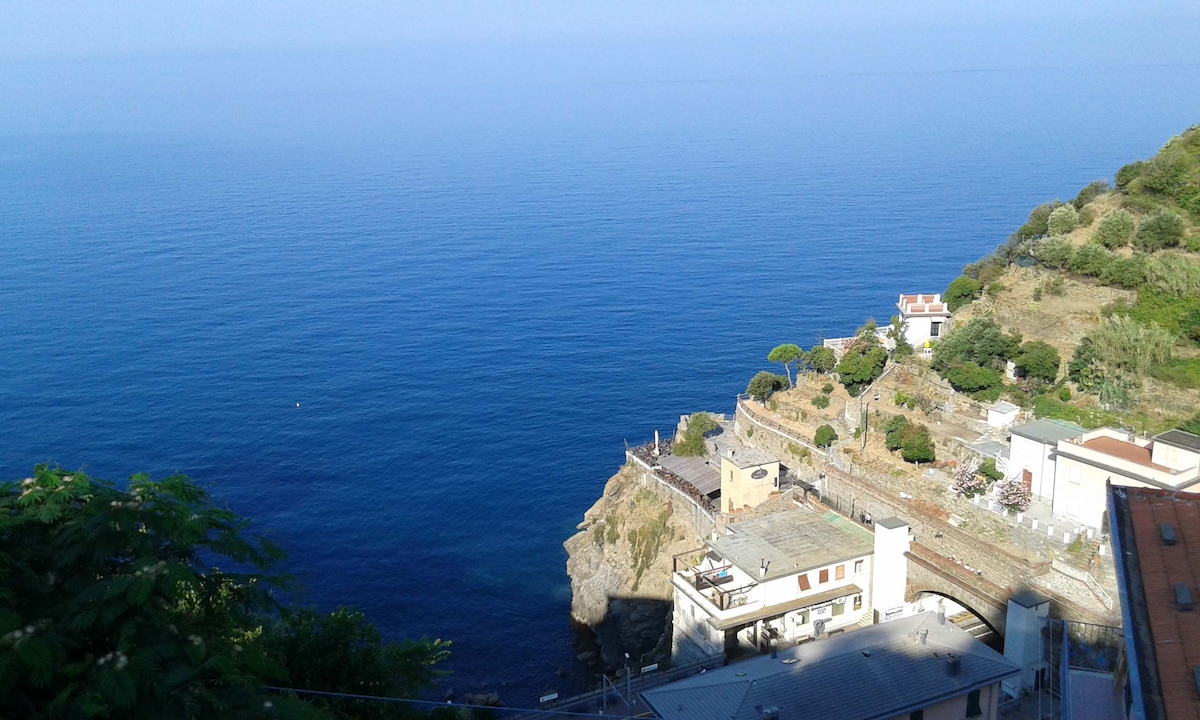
[706,584,862,631]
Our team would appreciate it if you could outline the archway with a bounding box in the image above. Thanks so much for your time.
[909,590,1003,651]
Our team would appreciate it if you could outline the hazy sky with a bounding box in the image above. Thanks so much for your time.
[3,1,1199,65]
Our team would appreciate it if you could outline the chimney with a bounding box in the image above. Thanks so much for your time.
[947,654,960,676]
[937,600,946,625]
[1176,584,1194,611]
[918,629,928,646]
[759,559,769,579]
[1162,522,1178,546]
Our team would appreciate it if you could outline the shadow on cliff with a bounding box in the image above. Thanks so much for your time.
[572,595,672,676]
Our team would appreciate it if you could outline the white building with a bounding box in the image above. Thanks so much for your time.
[986,401,1020,429]
[897,293,953,349]
[1052,428,1200,528]
[670,507,874,663]
[1008,419,1086,501]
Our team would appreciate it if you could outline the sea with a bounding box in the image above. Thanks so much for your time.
[2,51,1199,703]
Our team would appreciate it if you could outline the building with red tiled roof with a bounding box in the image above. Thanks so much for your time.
[1053,428,1200,529]
[896,293,952,350]
[1109,484,1200,720]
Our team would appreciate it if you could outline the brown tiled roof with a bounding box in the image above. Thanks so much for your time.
[1121,487,1200,719]
[1084,436,1172,472]
[898,294,950,316]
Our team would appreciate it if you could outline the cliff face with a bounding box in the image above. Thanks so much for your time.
[564,462,701,667]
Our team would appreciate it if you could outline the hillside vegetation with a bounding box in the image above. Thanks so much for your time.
[939,124,1200,431]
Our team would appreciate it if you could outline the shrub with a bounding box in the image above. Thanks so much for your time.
[943,362,1003,393]
[1046,277,1066,296]
[931,317,1021,373]
[996,477,1032,512]
[884,415,909,451]
[835,340,888,397]
[1034,235,1074,269]
[810,394,830,409]
[1047,204,1079,235]
[1067,242,1110,277]
[1135,208,1186,252]
[1014,201,1065,242]
[821,382,835,395]
[1078,205,1096,227]
[979,457,1004,482]
[1144,255,1200,297]
[945,275,983,311]
[1032,286,1042,302]
[808,345,837,374]
[746,371,789,401]
[1015,340,1061,384]
[1100,254,1147,289]
[1058,385,1071,401]
[814,424,837,448]
[901,427,935,463]
[1115,160,1147,189]
[674,412,719,456]
[1093,209,1136,249]
[1071,180,1110,209]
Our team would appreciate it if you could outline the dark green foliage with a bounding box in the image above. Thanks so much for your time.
[931,317,1021,374]
[962,256,1008,285]
[1078,205,1096,227]
[835,343,888,397]
[746,371,789,402]
[979,458,1004,482]
[270,609,450,719]
[814,424,838,448]
[767,343,803,386]
[1093,209,1136,249]
[1058,385,1072,401]
[810,394,830,409]
[1067,338,1105,392]
[943,362,1003,394]
[1015,340,1061,384]
[1140,151,1189,198]
[1115,160,1147,189]
[1071,180,1110,209]
[944,275,983,312]
[808,345,837,374]
[1135,207,1186,252]
[0,466,450,719]
[1099,254,1147,289]
[1013,201,1065,242]
[821,382,835,395]
[674,412,719,456]
[882,415,934,463]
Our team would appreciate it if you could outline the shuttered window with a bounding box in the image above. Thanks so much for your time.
[798,574,811,591]
[819,569,829,584]
[835,565,845,580]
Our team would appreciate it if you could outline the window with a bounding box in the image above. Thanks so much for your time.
[819,569,829,584]
[854,559,864,573]
[909,710,924,720]
[966,689,982,717]
[835,565,845,581]
[853,594,863,611]
[832,601,845,616]
[798,573,811,591]
[930,322,941,338]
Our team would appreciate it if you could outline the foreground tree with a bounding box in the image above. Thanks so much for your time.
[766,344,803,387]
[746,371,789,402]
[807,345,837,374]
[834,326,888,397]
[0,466,448,719]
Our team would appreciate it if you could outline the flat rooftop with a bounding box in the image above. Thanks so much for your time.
[709,507,873,581]
[657,453,721,496]
[1082,436,1170,472]
[1011,418,1085,445]
[643,611,1020,720]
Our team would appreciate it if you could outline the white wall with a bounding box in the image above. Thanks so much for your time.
[1010,435,1056,501]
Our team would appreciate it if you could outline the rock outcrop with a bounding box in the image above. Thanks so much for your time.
[564,462,700,669]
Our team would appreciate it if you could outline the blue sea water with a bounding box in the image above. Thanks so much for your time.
[2,60,1199,702]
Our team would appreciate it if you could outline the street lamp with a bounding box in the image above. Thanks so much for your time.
[624,652,631,709]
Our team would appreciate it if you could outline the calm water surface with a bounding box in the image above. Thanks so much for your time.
[2,63,1198,701]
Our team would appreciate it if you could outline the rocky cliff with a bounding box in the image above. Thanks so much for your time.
[563,461,701,669]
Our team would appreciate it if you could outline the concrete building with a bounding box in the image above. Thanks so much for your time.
[670,507,874,663]
[1109,483,1200,720]
[986,401,1020,429]
[645,611,1021,720]
[1054,428,1200,528]
[1008,419,1086,501]
[898,293,953,349]
[719,447,780,513]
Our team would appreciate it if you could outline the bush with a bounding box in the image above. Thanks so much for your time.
[1047,204,1079,235]
[944,275,983,311]
[1058,385,1071,401]
[810,394,830,409]
[1078,205,1096,227]
[835,337,888,397]
[1093,209,1136,249]
[808,345,837,374]
[746,371,789,401]
[1014,201,1065,242]
[1034,235,1074,269]
[1046,277,1066,296]
[1135,208,1186,252]
[884,415,909,451]
[943,362,1003,393]
[1015,340,1061,384]
[1067,242,1111,277]
[814,424,837,448]
[1072,180,1110,209]
[1099,254,1147,289]
[980,457,1004,482]
[1115,160,1147,189]
[674,412,719,456]
[931,317,1021,373]
[821,382,835,394]
[1032,286,1042,302]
